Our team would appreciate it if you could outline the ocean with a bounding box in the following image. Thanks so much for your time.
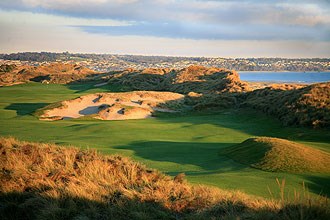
[238,71,330,83]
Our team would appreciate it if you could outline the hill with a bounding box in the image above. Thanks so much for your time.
[0,63,100,86]
[108,65,250,94]
[1,137,329,219]
[243,83,330,128]
[2,52,329,72]
[1,63,329,128]
[220,137,330,173]
[184,82,330,128]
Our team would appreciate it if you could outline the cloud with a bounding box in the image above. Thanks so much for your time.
[0,10,130,26]
[76,22,330,41]
[1,15,330,58]
[0,1,329,56]
[1,0,329,26]
[1,0,329,41]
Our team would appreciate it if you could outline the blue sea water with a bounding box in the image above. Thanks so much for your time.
[238,71,330,83]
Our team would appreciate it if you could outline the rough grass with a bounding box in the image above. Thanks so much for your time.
[107,65,250,94]
[0,63,100,86]
[243,82,330,128]
[220,137,330,174]
[1,137,329,220]
[2,63,329,128]
[186,82,330,128]
[0,83,329,199]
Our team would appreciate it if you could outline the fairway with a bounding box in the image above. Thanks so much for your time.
[0,82,329,198]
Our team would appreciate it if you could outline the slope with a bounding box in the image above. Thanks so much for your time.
[220,137,330,173]
[1,137,329,219]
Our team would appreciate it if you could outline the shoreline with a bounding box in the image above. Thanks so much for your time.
[238,71,330,73]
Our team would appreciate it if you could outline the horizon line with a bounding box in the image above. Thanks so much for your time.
[1,51,329,60]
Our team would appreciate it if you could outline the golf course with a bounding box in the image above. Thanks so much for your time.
[1,1,330,217]
[1,82,329,199]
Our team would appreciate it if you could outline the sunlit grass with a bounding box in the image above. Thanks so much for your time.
[0,83,329,198]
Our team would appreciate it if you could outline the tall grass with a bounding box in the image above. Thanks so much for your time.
[1,137,329,219]
[243,82,330,128]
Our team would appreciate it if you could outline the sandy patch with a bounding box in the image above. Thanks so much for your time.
[40,91,184,121]
[94,82,108,87]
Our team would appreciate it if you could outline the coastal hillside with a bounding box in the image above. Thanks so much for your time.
[0,63,99,86]
[1,137,329,220]
[243,83,330,127]
[1,63,329,128]
[108,65,250,94]
[183,82,330,128]
[220,137,330,173]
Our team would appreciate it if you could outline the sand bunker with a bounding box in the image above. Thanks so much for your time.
[40,91,184,121]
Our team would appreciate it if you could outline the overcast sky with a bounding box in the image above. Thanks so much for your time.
[0,0,329,57]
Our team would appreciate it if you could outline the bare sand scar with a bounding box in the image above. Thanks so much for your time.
[40,91,184,121]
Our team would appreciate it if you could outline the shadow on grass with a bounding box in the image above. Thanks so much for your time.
[0,191,177,220]
[65,82,104,93]
[65,81,129,94]
[304,175,330,197]
[5,103,49,116]
[115,140,330,197]
[1,190,328,220]
[154,110,330,144]
[116,141,246,173]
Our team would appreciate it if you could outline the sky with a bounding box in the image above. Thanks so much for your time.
[0,0,329,58]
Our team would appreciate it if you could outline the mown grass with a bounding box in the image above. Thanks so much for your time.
[1,137,329,220]
[0,83,329,199]
[220,137,330,173]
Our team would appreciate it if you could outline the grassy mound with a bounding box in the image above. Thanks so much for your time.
[221,137,330,173]
[108,68,173,91]
[108,65,250,94]
[1,137,329,219]
[108,68,329,128]
[171,65,250,94]
[243,82,330,127]
[2,63,329,128]
[0,63,100,86]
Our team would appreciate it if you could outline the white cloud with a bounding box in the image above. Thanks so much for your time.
[22,0,121,7]
[0,10,130,26]
[0,1,329,57]
[275,2,330,26]
[1,0,329,26]
[0,10,329,57]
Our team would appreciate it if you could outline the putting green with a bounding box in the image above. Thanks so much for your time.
[0,82,329,198]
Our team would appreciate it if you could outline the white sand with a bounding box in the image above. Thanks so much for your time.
[41,91,184,121]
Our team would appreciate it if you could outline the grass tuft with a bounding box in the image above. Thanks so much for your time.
[1,137,329,219]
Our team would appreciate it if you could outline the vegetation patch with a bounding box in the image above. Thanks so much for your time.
[1,137,329,220]
[220,137,330,174]
[243,83,330,128]
[0,63,100,86]
[2,64,329,128]
[108,65,250,94]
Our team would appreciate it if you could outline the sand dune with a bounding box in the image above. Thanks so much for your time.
[40,91,184,121]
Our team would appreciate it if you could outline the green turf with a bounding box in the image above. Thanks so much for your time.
[0,82,329,199]
[220,137,330,174]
